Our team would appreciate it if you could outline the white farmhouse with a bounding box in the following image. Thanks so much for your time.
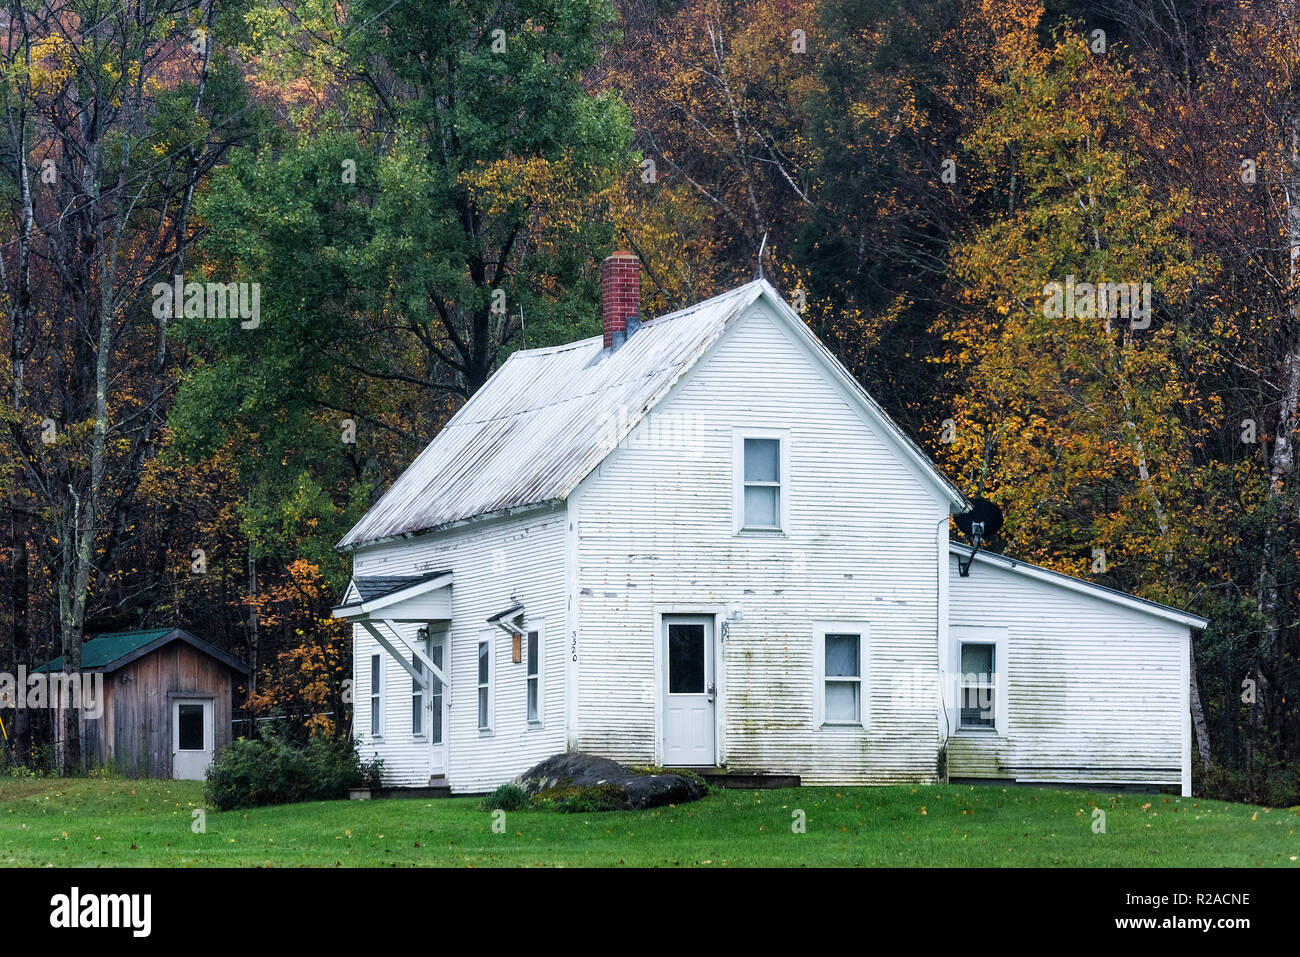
[334,253,1206,796]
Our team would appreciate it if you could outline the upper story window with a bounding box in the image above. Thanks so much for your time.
[734,430,788,533]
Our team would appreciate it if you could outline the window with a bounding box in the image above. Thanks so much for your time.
[959,642,997,730]
[814,623,867,727]
[477,638,493,732]
[412,642,427,737]
[429,640,444,745]
[526,629,542,723]
[734,430,788,532]
[369,653,383,738]
[951,626,1007,735]
[177,704,205,751]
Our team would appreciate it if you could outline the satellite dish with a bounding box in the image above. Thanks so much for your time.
[955,497,1003,542]
[955,497,1003,577]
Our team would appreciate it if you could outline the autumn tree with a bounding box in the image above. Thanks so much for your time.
[0,0,252,769]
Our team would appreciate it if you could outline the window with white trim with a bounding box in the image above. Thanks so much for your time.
[958,641,997,730]
[412,641,427,737]
[369,653,383,738]
[814,623,867,727]
[477,637,493,732]
[429,640,444,745]
[526,629,542,723]
[734,430,788,532]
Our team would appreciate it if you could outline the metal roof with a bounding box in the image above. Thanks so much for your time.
[339,280,965,550]
[350,574,450,602]
[34,627,250,674]
[949,543,1209,629]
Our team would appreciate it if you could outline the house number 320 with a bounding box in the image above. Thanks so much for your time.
[570,634,578,662]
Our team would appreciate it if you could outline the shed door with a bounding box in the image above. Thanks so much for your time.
[662,616,716,766]
[172,698,214,780]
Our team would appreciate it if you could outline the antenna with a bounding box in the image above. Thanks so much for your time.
[519,303,527,349]
[954,497,1003,577]
[757,232,768,280]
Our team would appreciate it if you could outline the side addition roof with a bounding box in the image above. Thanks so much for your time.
[339,280,967,550]
[950,543,1209,630]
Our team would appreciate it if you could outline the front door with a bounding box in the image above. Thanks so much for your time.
[662,616,716,766]
[172,698,214,780]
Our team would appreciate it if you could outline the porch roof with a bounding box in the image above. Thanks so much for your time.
[332,571,453,622]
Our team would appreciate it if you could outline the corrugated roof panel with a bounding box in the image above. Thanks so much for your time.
[36,628,174,672]
[338,282,764,549]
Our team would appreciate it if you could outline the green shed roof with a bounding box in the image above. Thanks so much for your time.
[34,628,248,675]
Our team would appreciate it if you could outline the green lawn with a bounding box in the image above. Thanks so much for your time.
[0,777,1295,867]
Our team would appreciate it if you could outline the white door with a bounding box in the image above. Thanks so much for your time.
[662,616,716,766]
[172,698,214,780]
[428,636,448,778]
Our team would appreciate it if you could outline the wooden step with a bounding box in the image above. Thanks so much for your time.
[699,771,800,789]
[369,783,453,799]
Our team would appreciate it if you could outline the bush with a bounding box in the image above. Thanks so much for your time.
[481,782,529,811]
[203,730,383,810]
[1202,761,1300,809]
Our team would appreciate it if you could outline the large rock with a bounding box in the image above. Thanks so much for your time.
[516,752,708,811]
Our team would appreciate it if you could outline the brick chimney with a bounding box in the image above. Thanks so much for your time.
[602,251,641,349]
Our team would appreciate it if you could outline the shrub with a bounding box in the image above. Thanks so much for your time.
[1202,761,1300,809]
[481,782,529,811]
[203,730,383,810]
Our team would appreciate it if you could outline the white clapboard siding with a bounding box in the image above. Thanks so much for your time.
[351,505,568,793]
[571,301,949,784]
[946,552,1191,791]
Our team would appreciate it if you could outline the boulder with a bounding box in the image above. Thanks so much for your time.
[516,752,708,811]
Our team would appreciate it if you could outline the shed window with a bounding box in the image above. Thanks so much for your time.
[369,653,383,738]
[742,437,782,528]
[959,642,997,729]
[177,704,205,751]
[477,638,493,732]
[526,630,542,723]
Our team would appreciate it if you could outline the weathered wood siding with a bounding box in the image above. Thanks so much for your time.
[351,505,568,793]
[107,644,234,778]
[571,302,949,784]
[946,554,1190,792]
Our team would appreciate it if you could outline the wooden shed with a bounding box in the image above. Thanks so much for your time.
[39,628,248,779]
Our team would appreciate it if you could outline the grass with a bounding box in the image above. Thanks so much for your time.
[0,777,1296,867]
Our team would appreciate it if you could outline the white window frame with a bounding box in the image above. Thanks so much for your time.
[411,638,428,739]
[733,428,790,534]
[525,623,544,725]
[476,634,494,734]
[369,651,384,740]
[428,635,445,746]
[950,625,1008,736]
[813,621,868,729]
